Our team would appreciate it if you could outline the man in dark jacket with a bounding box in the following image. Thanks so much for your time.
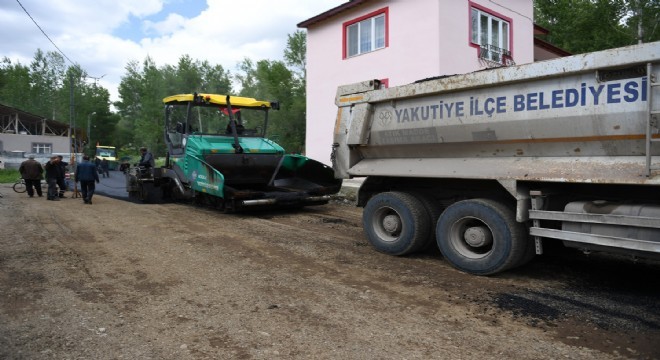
[100,158,110,178]
[76,155,100,204]
[19,155,44,198]
[56,155,68,198]
[138,147,155,168]
[44,155,61,200]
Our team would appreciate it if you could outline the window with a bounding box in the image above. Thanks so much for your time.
[32,143,52,154]
[344,8,388,58]
[470,5,511,64]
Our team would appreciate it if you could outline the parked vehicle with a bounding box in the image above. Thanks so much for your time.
[96,145,118,170]
[332,42,660,275]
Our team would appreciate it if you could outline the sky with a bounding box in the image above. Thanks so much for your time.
[0,0,346,102]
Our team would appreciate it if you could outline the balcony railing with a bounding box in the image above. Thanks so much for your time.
[479,44,514,67]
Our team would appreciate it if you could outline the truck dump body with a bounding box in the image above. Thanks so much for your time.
[334,43,659,184]
[333,42,660,275]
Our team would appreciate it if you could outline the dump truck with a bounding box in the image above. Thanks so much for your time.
[333,42,660,275]
[126,93,341,211]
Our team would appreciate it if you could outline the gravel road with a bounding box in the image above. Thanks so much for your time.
[0,184,658,359]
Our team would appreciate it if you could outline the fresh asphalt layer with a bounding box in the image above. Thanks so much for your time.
[92,170,128,199]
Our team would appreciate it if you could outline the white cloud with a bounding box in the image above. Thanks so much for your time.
[1,0,346,103]
[143,13,186,36]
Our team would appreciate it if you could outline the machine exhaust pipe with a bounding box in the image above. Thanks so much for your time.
[241,199,278,206]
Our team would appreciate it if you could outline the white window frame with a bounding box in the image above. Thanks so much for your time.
[471,7,510,63]
[32,143,52,154]
[346,13,386,58]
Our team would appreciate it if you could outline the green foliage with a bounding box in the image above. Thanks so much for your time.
[0,58,33,111]
[0,50,115,155]
[535,0,660,54]
[2,30,309,157]
[234,32,308,153]
[284,30,307,82]
[0,169,20,184]
[235,58,306,153]
[114,56,233,156]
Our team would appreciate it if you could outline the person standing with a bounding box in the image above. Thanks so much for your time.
[44,155,61,201]
[56,155,68,198]
[19,155,44,198]
[100,158,110,178]
[94,156,102,173]
[75,155,100,204]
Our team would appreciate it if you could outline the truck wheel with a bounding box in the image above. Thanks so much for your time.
[363,192,430,255]
[409,192,443,250]
[436,199,526,275]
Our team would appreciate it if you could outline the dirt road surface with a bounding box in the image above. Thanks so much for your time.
[1,185,658,359]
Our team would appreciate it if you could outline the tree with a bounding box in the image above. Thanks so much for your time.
[0,57,32,111]
[232,31,310,153]
[535,0,660,54]
[284,30,307,82]
[235,58,305,153]
[115,55,233,156]
[29,50,66,119]
[0,49,113,147]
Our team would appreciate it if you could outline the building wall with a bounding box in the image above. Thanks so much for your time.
[304,0,534,164]
[0,133,71,154]
[0,134,75,169]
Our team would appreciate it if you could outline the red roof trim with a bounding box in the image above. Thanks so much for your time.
[534,37,572,57]
[298,0,372,28]
[534,24,550,35]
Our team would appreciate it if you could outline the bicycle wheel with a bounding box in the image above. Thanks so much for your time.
[13,180,27,193]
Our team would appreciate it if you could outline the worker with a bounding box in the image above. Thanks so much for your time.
[100,158,110,178]
[75,155,100,205]
[138,147,155,168]
[44,155,61,201]
[56,155,68,198]
[19,155,44,198]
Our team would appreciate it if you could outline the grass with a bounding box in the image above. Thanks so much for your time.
[0,169,21,184]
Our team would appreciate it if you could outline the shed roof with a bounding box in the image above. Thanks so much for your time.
[0,103,73,136]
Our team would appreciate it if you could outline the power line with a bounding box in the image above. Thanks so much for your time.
[488,0,533,23]
[15,0,77,66]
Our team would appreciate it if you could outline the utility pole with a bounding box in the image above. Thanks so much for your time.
[69,73,75,163]
[87,112,96,148]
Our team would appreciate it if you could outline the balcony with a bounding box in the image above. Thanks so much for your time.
[479,44,514,67]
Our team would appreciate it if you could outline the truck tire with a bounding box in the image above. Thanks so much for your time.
[409,191,443,250]
[363,191,430,255]
[436,199,526,275]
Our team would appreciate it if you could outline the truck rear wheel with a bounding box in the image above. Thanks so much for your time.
[409,192,443,250]
[436,199,526,275]
[363,191,430,255]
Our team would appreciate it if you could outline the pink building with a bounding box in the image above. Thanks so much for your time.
[299,0,567,165]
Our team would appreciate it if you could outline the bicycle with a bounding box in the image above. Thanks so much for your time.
[13,178,48,193]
